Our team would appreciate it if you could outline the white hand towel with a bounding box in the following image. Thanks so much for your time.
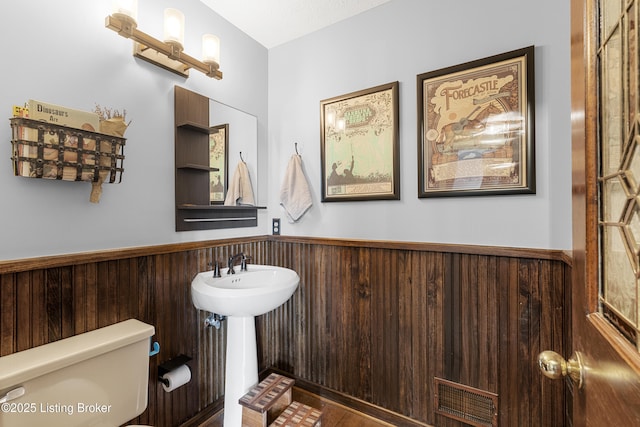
[280,154,312,222]
[224,161,255,206]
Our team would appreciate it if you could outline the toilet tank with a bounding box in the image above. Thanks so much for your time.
[0,319,155,427]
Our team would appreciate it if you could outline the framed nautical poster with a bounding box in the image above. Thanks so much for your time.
[417,46,535,197]
[320,81,400,202]
[209,123,228,204]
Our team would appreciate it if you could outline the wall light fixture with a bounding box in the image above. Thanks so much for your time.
[106,0,222,79]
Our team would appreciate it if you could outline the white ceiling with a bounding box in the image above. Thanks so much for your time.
[199,0,391,48]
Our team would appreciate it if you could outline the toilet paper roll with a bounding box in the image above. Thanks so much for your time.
[161,364,191,392]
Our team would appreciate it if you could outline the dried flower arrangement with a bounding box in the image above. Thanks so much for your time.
[89,104,131,203]
[94,104,131,137]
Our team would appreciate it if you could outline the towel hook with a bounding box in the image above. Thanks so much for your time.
[295,142,299,155]
[239,151,245,162]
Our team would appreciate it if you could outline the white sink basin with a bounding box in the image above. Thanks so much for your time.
[191,264,300,317]
[191,263,300,426]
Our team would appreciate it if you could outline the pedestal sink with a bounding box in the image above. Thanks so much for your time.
[191,264,299,427]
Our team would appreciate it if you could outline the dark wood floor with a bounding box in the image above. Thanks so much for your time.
[199,387,395,426]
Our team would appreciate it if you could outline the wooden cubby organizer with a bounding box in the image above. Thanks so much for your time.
[174,86,260,231]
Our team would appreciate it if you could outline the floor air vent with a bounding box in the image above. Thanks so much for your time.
[434,377,498,427]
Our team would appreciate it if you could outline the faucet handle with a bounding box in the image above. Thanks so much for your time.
[227,255,235,274]
[241,255,251,271]
[212,261,221,278]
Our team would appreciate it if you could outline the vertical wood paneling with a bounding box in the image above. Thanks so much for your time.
[398,249,412,415]
[264,241,570,427]
[16,272,31,352]
[0,240,266,427]
[31,270,47,349]
[339,247,352,393]
[46,268,61,342]
[504,257,519,425]
[360,248,373,399]
[73,265,87,334]
[372,249,385,405]
[477,255,490,391]
[486,255,499,393]
[96,262,108,328]
[60,267,73,339]
[85,263,98,332]
[518,259,535,427]
[408,251,422,418]
[0,238,568,427]
[444,252,460,381]
[429,251,445,421]
[308,244,330,386]
[1,273,16,356]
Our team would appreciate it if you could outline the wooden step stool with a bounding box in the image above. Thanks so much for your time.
[239,373,295,427]
[269,401,322,427]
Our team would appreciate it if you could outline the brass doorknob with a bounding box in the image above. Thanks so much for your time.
[538,350,584,389]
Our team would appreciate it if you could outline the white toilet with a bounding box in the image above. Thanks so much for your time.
[0,319,155,427]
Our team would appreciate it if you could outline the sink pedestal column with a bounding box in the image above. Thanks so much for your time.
[224,316,258,427]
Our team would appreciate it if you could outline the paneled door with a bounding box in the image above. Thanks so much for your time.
[555,0,640,424]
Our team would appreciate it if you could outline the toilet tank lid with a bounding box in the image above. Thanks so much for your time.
[0,319,155,390]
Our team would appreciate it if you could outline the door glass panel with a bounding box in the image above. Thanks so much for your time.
[627,139,640,191]
[602,224,637,325]
[627,3,638,125]
[599,0,640,349]
[602,176,626,223]
[601,28,623,176]
[602,0,621,38]
[628,199,640,252]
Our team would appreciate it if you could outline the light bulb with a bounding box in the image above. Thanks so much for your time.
[202,34,220,68]
[163,8,185,49]
[112,0,138,25]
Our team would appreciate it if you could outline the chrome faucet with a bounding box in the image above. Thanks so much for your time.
[227,253,250,274]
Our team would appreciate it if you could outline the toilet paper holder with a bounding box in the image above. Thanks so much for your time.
[158,354,192,386]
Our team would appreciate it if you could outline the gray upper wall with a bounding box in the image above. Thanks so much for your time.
[267,0,572,250]
[0,0,268,260]
[0,0,571,261]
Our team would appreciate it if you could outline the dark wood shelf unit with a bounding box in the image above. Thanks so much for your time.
[174,85,259,231]
[177,163,219,172]
[177,121,210,133]
[177,204,266,210]
[176,205,260,230]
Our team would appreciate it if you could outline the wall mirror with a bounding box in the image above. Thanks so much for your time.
[174,85,260,231]
[209,100,258,205]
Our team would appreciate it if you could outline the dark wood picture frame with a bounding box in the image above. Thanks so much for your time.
[417,46,535,197]
[209,123,228,204]
[320,81,400,202]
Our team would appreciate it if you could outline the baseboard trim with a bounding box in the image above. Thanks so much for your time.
[179,399,224,427]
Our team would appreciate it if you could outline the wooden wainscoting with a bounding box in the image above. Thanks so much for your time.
[0,236,571,426]
[0,237,269,427]
[259,237,572,427]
